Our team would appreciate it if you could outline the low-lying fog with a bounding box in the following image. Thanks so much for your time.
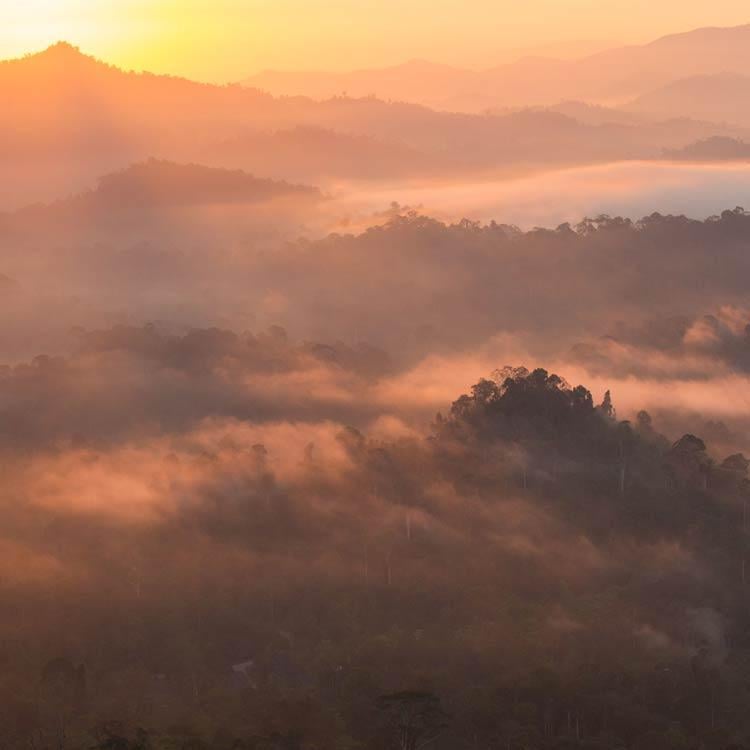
[330,161,750,229]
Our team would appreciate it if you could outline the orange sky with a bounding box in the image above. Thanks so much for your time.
[3,0,750,80]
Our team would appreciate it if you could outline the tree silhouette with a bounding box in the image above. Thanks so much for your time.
[377,691,448,750]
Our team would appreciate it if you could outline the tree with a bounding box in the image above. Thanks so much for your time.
[377,691,448,750]
[597,390,616,420]
[665,434,712,489]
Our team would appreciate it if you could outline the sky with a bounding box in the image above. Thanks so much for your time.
[2,0,750,81]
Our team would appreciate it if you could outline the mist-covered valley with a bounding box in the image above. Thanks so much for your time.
[4,20,750,750]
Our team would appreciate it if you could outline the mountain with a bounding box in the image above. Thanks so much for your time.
[628,72,750,127]
[488,24,750,109]
[663,135,750,161]
[0,42,273,133]
[243,41,614,109]
[93,159,319,206]
[2,160,320,230]
[544,101,645,126]
[0,44,623,206]
[245,59,476,109]
[447,24,750,109]
[242,24,750,112]
[0,43,284,208]
[4,40,750,210]
[204,126,436,180]
[0,42,275,166]
[206,109,666,174]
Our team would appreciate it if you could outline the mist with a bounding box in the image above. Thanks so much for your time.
[331,161,750,228]
[6,18,750,750]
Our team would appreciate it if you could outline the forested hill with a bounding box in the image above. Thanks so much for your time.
[3,362,750,750]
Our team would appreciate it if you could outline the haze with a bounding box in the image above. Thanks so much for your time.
[4,0,750,79]
[5,8,750,750]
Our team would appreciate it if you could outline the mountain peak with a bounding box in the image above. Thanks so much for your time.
[37,41,97,63]
[45,41,81,55]
[15,41,105,71]
[648,22,750,48]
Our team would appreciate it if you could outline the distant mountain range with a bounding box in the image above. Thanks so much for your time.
[4,33,750,209]
[244,24,750,113]
[204,126,435,181]
[628,72,750,125]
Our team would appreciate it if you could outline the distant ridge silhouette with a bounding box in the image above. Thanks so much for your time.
[629,72,750,126]
[7,159,320,217]
[3,32,750,209]
[244,23,750,111]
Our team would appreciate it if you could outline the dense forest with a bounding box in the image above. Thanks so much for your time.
[5,22,750,750]
[2,362,750,750]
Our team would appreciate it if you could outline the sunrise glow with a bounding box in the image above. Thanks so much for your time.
[5,3,750,749]
[3,0,750,81]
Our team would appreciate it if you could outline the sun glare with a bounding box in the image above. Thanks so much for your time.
[5,7,88,66]
[2,0,163,72]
